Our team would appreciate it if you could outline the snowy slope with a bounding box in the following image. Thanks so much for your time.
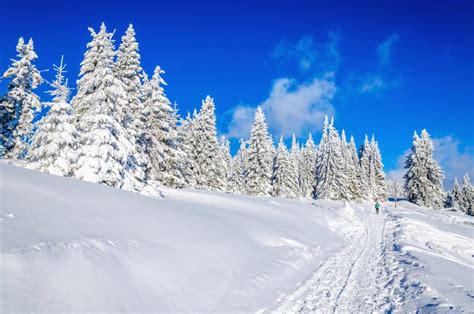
[0,163,350,312]
[1,163,473,312]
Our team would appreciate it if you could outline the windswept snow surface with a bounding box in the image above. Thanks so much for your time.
[1,163,473,312]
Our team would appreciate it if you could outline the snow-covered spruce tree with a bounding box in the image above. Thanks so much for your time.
[313,116,348,200]
[246,107,273,196]
[404,129,444,209]
[445,177,461,209]
[177,111,197,187]
[228,138,248,194]
[27,57,77,176]
[190,96,225,190]
[358,135,372,200]
[289,134,302,197]
[1,37,42,158]
[347,135,363,200]
[272,137,298,198]
[72,23,140,191]
[142,66,185,188]
[339,130,352,199]
[370,136,387,201]
[219,136,233,191]
[460,173,473,215]
[115,24,147,183]
[299,133,317,198]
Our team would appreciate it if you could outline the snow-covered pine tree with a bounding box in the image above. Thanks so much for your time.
[27,57,77,176]
[460,173,473,215]
[142,66,185,188]
[228,139,248,194]
[370,136,387,201]
[1,37,42,159]
[347,135,363,200]
[339,130,352,199]
[313,117,348,200]
[358,135,372,200]
[72,23,140,191]
[445,177,461,209]
[246,107,273,196]
[191,96,225,190]
[219,136,233,191]
[177,111,197,187]
[272,137,299,198]
[299,133,317,198]
[404,129,444,209]
[289,134,302,197]
[115,24,147,183]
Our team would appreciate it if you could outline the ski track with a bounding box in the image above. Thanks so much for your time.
[269,204,421,313]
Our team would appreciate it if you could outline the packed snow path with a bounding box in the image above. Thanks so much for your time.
[270,204,417,313]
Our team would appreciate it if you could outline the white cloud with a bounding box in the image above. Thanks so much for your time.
[386,135,474,189]
[386,149,409,183]
[432,136,474,188]
[225,77,335,139]
[261,77,335,137]
[358,33,400,94]
[224,105,256,139]
[377,33,400,66]
[226,33,339,139]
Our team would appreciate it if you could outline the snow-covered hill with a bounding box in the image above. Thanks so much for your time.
[1,163,473,312]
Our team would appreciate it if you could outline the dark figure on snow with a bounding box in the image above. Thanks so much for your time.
[375,202,381,214]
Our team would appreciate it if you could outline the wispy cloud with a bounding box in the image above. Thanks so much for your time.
[226,32,339,139]
[358,32,401,94]
[387,135,474,189]
[377,33,400,66]
[272,31,341,75]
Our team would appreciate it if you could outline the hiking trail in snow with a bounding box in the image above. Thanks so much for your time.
[268,204,422,313]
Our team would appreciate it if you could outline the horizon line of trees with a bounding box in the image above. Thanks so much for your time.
[0,23,472,215]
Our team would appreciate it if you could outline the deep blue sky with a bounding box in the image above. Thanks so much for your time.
[1,0,473,186]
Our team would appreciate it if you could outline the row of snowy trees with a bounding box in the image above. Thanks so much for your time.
[403,129,473,215]
[1,23,387,202]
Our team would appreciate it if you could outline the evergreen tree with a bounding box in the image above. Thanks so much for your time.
[191,96,225,190]
[359,135,372,200]
[246,107,273,196]
[404,129,444,209]
[313,117,348,200]
[72,23,140,191]
[143,66,185,188]
[289,134,302,197]
[445,177,461,209]
[177,111,197,187]
[115,24,147,183]
[347,136,363,200]
[1,37,42,158]
[272,137,299,198]
[370,136,387,201]
[27,57,77,176]
[460,173,473,215]
[219,136,233,191]
[228,139,248,194]
[299,133,317,198]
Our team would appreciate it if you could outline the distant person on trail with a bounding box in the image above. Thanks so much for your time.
[375,202,381,214]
